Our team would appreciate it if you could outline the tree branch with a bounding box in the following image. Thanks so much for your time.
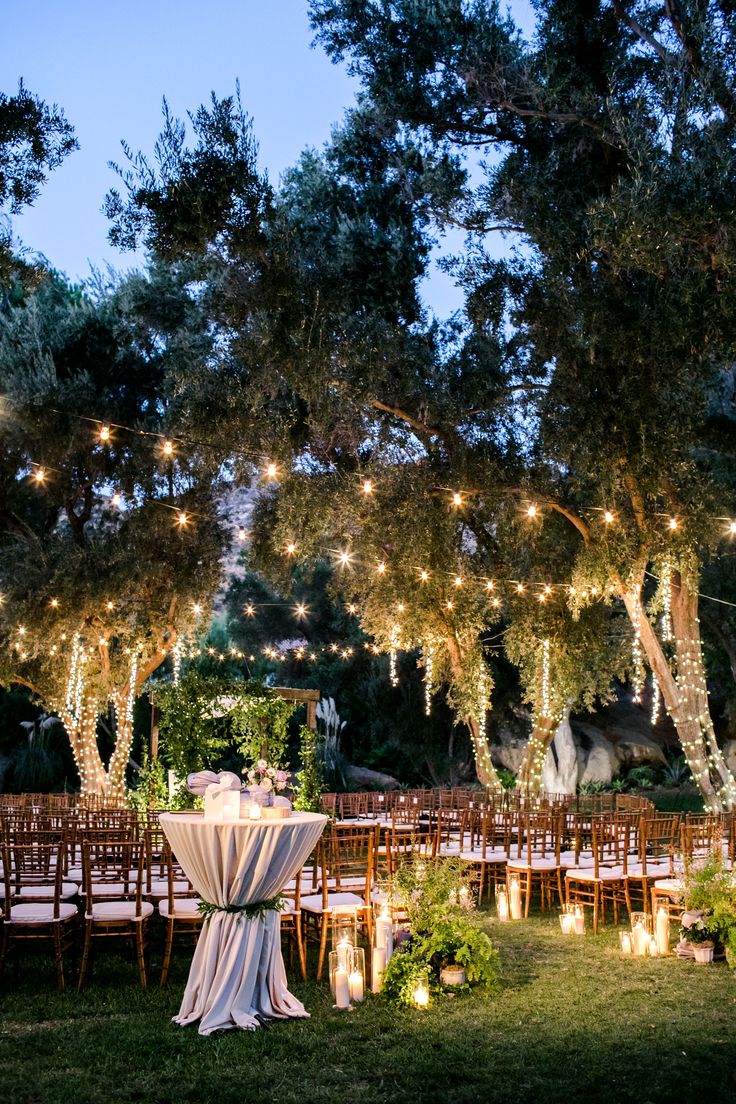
[369,398,443,439]
[610,0,674,62]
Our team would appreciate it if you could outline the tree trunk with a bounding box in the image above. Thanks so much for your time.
[60,698,110,799]
[517,714,558,795]
[107,701,133,805]
[443,632,504,794]
[621,574,736,812]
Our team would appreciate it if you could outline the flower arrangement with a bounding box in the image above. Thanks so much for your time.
[244,759,290,793]
[681,853,736,963]
[679,916,718,946]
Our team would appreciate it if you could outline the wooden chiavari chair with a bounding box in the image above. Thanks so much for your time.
[566,817,632,932]
[158,840,203,987]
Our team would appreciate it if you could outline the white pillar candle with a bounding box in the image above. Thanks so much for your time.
[620,931,633,955]
[497,889,509,923]
[656,907,670,956]
[336,938,352,971]
[249,802,262,820]
[376,915,394,959]
[573,909,585,936]
[372,945,387,992]
[648,936,659,958]
[334,967,350,1009]
[632,922,648,957]
[560,913,574,934]
[509,879,522,921]
[348,970,364,1002]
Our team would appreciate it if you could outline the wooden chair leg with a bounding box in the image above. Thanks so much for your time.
[296,914,307,981]
[316,914,329,980]
[53,925,65,992]
[160,920,174,988]
[136,923,147,989]
[78,922,92,992]
[593,885,599,934]
[525,872,532,918]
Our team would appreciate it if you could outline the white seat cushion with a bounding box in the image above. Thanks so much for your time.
[147,878,191,898]
[565,866,626,882]
[17,882,78,900]
[9,902,77,924]
[627,862,673,877]
[301,891,365,913]
[507,856,559,872]
[158,897,202,919]
[653,878,684,894]
[86,900,154,922]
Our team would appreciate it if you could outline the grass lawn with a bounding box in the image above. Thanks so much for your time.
[2,912,735,1104]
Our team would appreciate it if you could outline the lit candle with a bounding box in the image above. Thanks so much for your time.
[336,937,352,971]
[656,907,670,956]
[620,932,633,955]
[249,802,262,820]
[334,967,350,1009]
[560,913,574,935]
[371,945,387,992]
[348,969,364,1002]
[573,907,585,936]
[509,877,522,921]
[497,888,509,923]
[632,922,648,957]
[648,936,659,958]
[413,983,429,1009]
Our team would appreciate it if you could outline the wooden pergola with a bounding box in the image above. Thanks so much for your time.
[272,686,320,730]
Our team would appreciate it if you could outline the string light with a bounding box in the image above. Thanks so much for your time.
[337,550,352,567]
[177,512,187,527]
[541,638,552,718]
[651,674,661,725]
[49,597,59,608]
[424,645,434,716]
[294,603,308,619]
[604,510,614,524]
[265,462,278,480]
[237,527,247,541]
[389,624,400,687]
[452,492,463,508]
[172,638,182,685]
[244,604,255,617]
[669,516,678,530]
[111,492,122,508]
[527,504,538,518]
[192,603,202,615]
[99,424,111,442]
[660,561,673,642]
[376,561,386,574]
[286,542,297,555]
[730,521,736,535]
[34,468,46,483]
[454,576,463,587]
[105,601,114,611]
[162,439,174,456]
[362,479,373,495]
[631,605,644,704]
[420,569,430,582]
[485,579,494,591]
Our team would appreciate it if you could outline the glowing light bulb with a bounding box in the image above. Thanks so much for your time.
[192,603,202,615]
[538,593,547,602]
[50,598,59,608]
[492,597,501,608]
[486,579,494,590]
[34,468,46,483]
[106,601,114,611]
[452,492,463,507]
[98,637,107,647]
[362,479,373,495]
[376,561,386,574]
[527,504,537,518]
[265,462,278,479]
[516,583,525,594]
[669,516,678,530]
[178,512,187,526]
[99,424,110,442]
[454,576,463,588]
[162,438,173,456]
[604,510,614,524]
[295,603,307,618]
[244,604,255,617]
[17,626,25,636]
[339,550,352,567]
[397,602,405,613]
[420,569,429,582]
[111,492,122,508]
[730,521,736,535]
[237,526,247,541]
[544,584,552,594]
[286,541,297,555]
[446,600,454,610]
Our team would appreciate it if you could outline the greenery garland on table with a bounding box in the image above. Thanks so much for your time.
[197,894,286,921]
[381,856,499,1006]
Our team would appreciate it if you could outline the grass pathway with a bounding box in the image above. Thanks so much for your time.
[2,914,735,1103]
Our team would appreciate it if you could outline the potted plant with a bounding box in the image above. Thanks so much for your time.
[679,915,717,963]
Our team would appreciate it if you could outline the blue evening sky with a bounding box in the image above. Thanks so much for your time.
[3,1,535,317]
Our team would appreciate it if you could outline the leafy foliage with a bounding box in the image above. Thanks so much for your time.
[293,725,325,812]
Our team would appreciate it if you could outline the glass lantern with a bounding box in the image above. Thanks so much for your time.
[630,912,652,956]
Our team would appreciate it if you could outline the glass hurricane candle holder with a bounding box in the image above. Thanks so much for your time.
[630,913,652,957]
[329,949,351,1009]
[655,906,671,956]
[507,873,523,920]
[619,930,633,956]
[332,909,357,961]
[559,908,576,935]
[495,885,510,923]
[348,947,365,1003]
